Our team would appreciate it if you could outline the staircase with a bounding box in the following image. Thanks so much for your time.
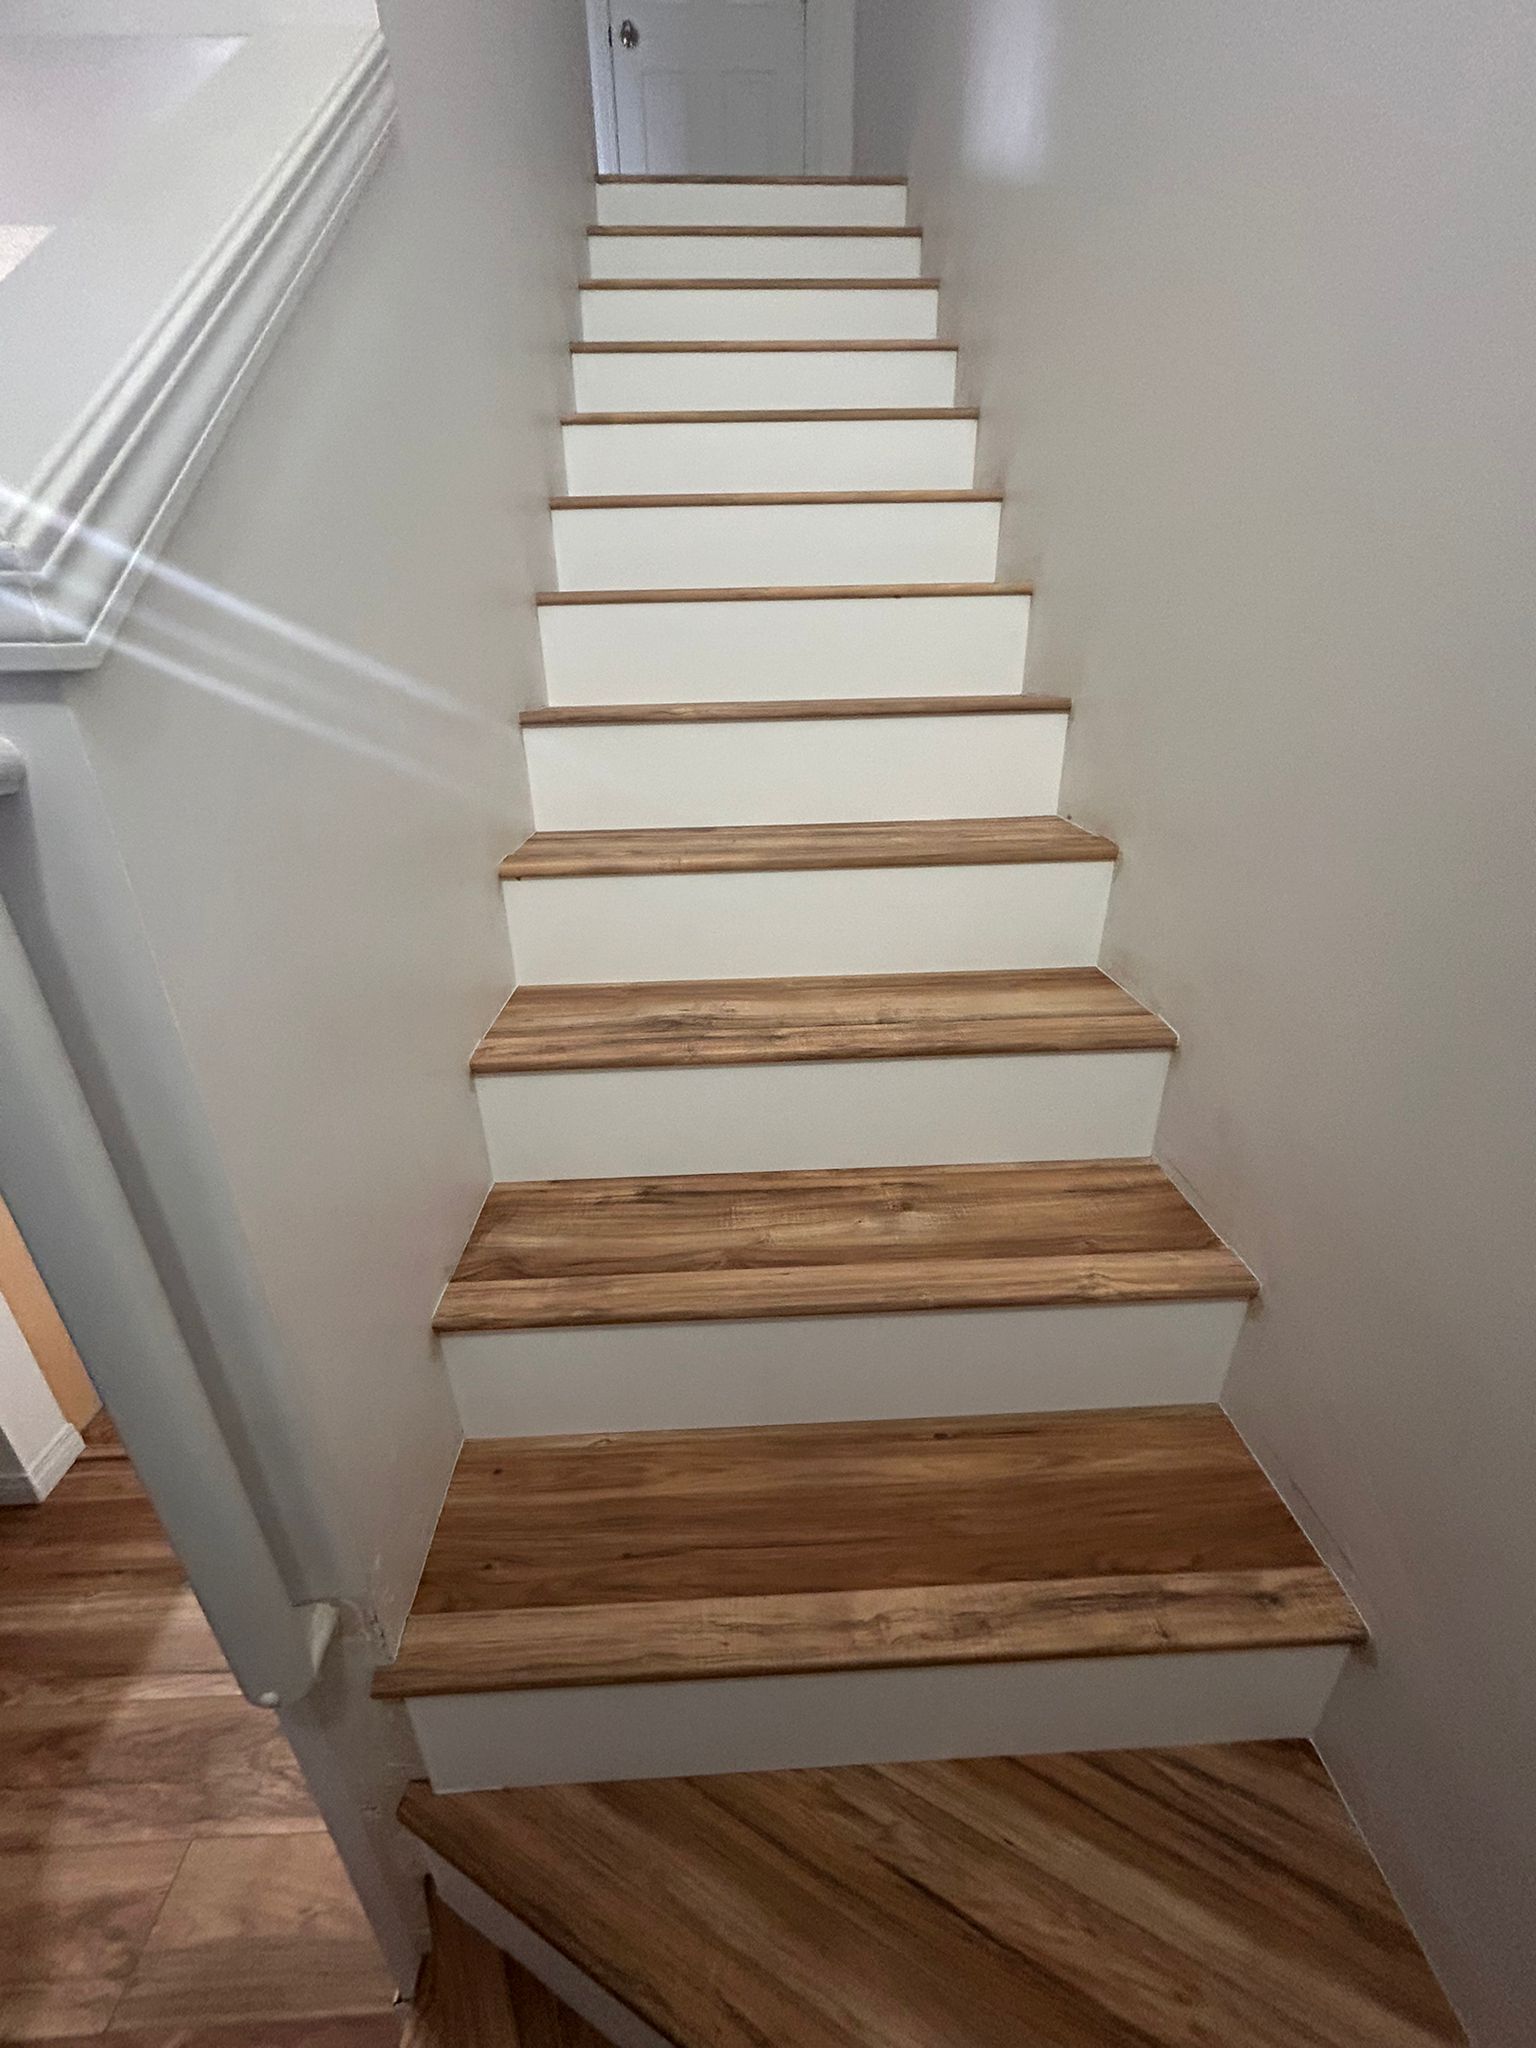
[380,177,1461,2045]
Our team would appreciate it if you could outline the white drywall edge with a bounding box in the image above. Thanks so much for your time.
[0,1286,81,1504]
[0,27,394,670]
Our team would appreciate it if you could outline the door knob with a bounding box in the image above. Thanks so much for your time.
[619,18,639,47]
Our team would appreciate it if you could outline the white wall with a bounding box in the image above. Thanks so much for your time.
[855,5,1536,2041]
[0,1288,77,1503]
[0,0,591,1972]
[0,3,376,27]
[45,0,590,1638]
[0,0,588,1978]
[0,34,242,224]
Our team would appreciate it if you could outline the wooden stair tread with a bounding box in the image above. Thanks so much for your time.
[536,581,1032,605]
[471,968,1172,1073]
[433,1159,1256,1331]
[581,276,939,290]
[594,174,908,184]
[376,1406,1360,1698]
[500,817,1112,879]
[561,407,979,423]
[521,695,1064,725]
[570,339,957,352]
[396,1742,1464,2046]
[588,224,921,237]
[550,489,1000,509]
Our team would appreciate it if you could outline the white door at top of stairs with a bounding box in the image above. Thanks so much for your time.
[606,1,807,176]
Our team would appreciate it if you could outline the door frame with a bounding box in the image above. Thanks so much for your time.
[583,0,855,176]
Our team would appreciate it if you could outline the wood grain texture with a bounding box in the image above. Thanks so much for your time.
[377,1407,1360,1697]
[580,276,939,291]
[561,408,979,423]
[445,1157,1229,1272]
[570,340,956,352]
[588,224,920,238]
[409,1407,1324,1609]
[499,817,1113,879]
[377,1569,1360,1698]
[110,1834,395,2031]
[434,1158,1256,1331]
[520,694,1061,725]
[41,2021,406,2048]
[594,174,908,185]
[0,1423,394,2038]
[470,968,1172,1073]
[397,1742,1465,2046]
[436,1249,1257,1332]
[536,580,1031,604]
[410,1889,606,2048]
[550,489,1000,509]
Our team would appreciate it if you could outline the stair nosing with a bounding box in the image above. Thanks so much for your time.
[375,1565,1363,1699]
[549,489,1000,510]
[594,174,909,186]
[570,340,957,352]
[535,581,1033,606]
[572,340,956,351]
[520,695,1065,725]
[581,275,939,290]
[560,407,979,424]
[434,1246,1258,1333]
[588,224,922,238]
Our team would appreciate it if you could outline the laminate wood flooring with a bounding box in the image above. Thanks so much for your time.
[400,1741,1467,2047]
[500,816,1115,879]
[376,1407,1362,1699]
[434,1158,1257,1332]
[408,1890,606,2048]
[0,1420,399,2044]
[470,967,1175,1072]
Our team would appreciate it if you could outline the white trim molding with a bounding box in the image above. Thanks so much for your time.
[584,0,621,175]
[0,29,395,672]
[0,1420,85,1506]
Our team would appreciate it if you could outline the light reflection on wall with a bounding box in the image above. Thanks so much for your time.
[959,0,1059,183]
[0,224,49,284]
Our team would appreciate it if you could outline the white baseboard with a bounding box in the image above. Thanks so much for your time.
[424,1853,665,2048]
[0,1419,84,1505]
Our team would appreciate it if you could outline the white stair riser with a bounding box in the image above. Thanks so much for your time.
[407,1644,1349,1793]
[594,182,908,229]
[504,863,1112,982]
[580,286,939,343]
[588,234,924,280]
[571,349,958,412]
[561,418,977,495]
[445,1299,1248,1438]
[539,593,1030,703]
[524,714,1065,829]
[476,1050,1170,1181]
[551,500,1000,591]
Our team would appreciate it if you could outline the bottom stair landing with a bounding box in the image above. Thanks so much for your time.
[400,1739,1466,2047]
